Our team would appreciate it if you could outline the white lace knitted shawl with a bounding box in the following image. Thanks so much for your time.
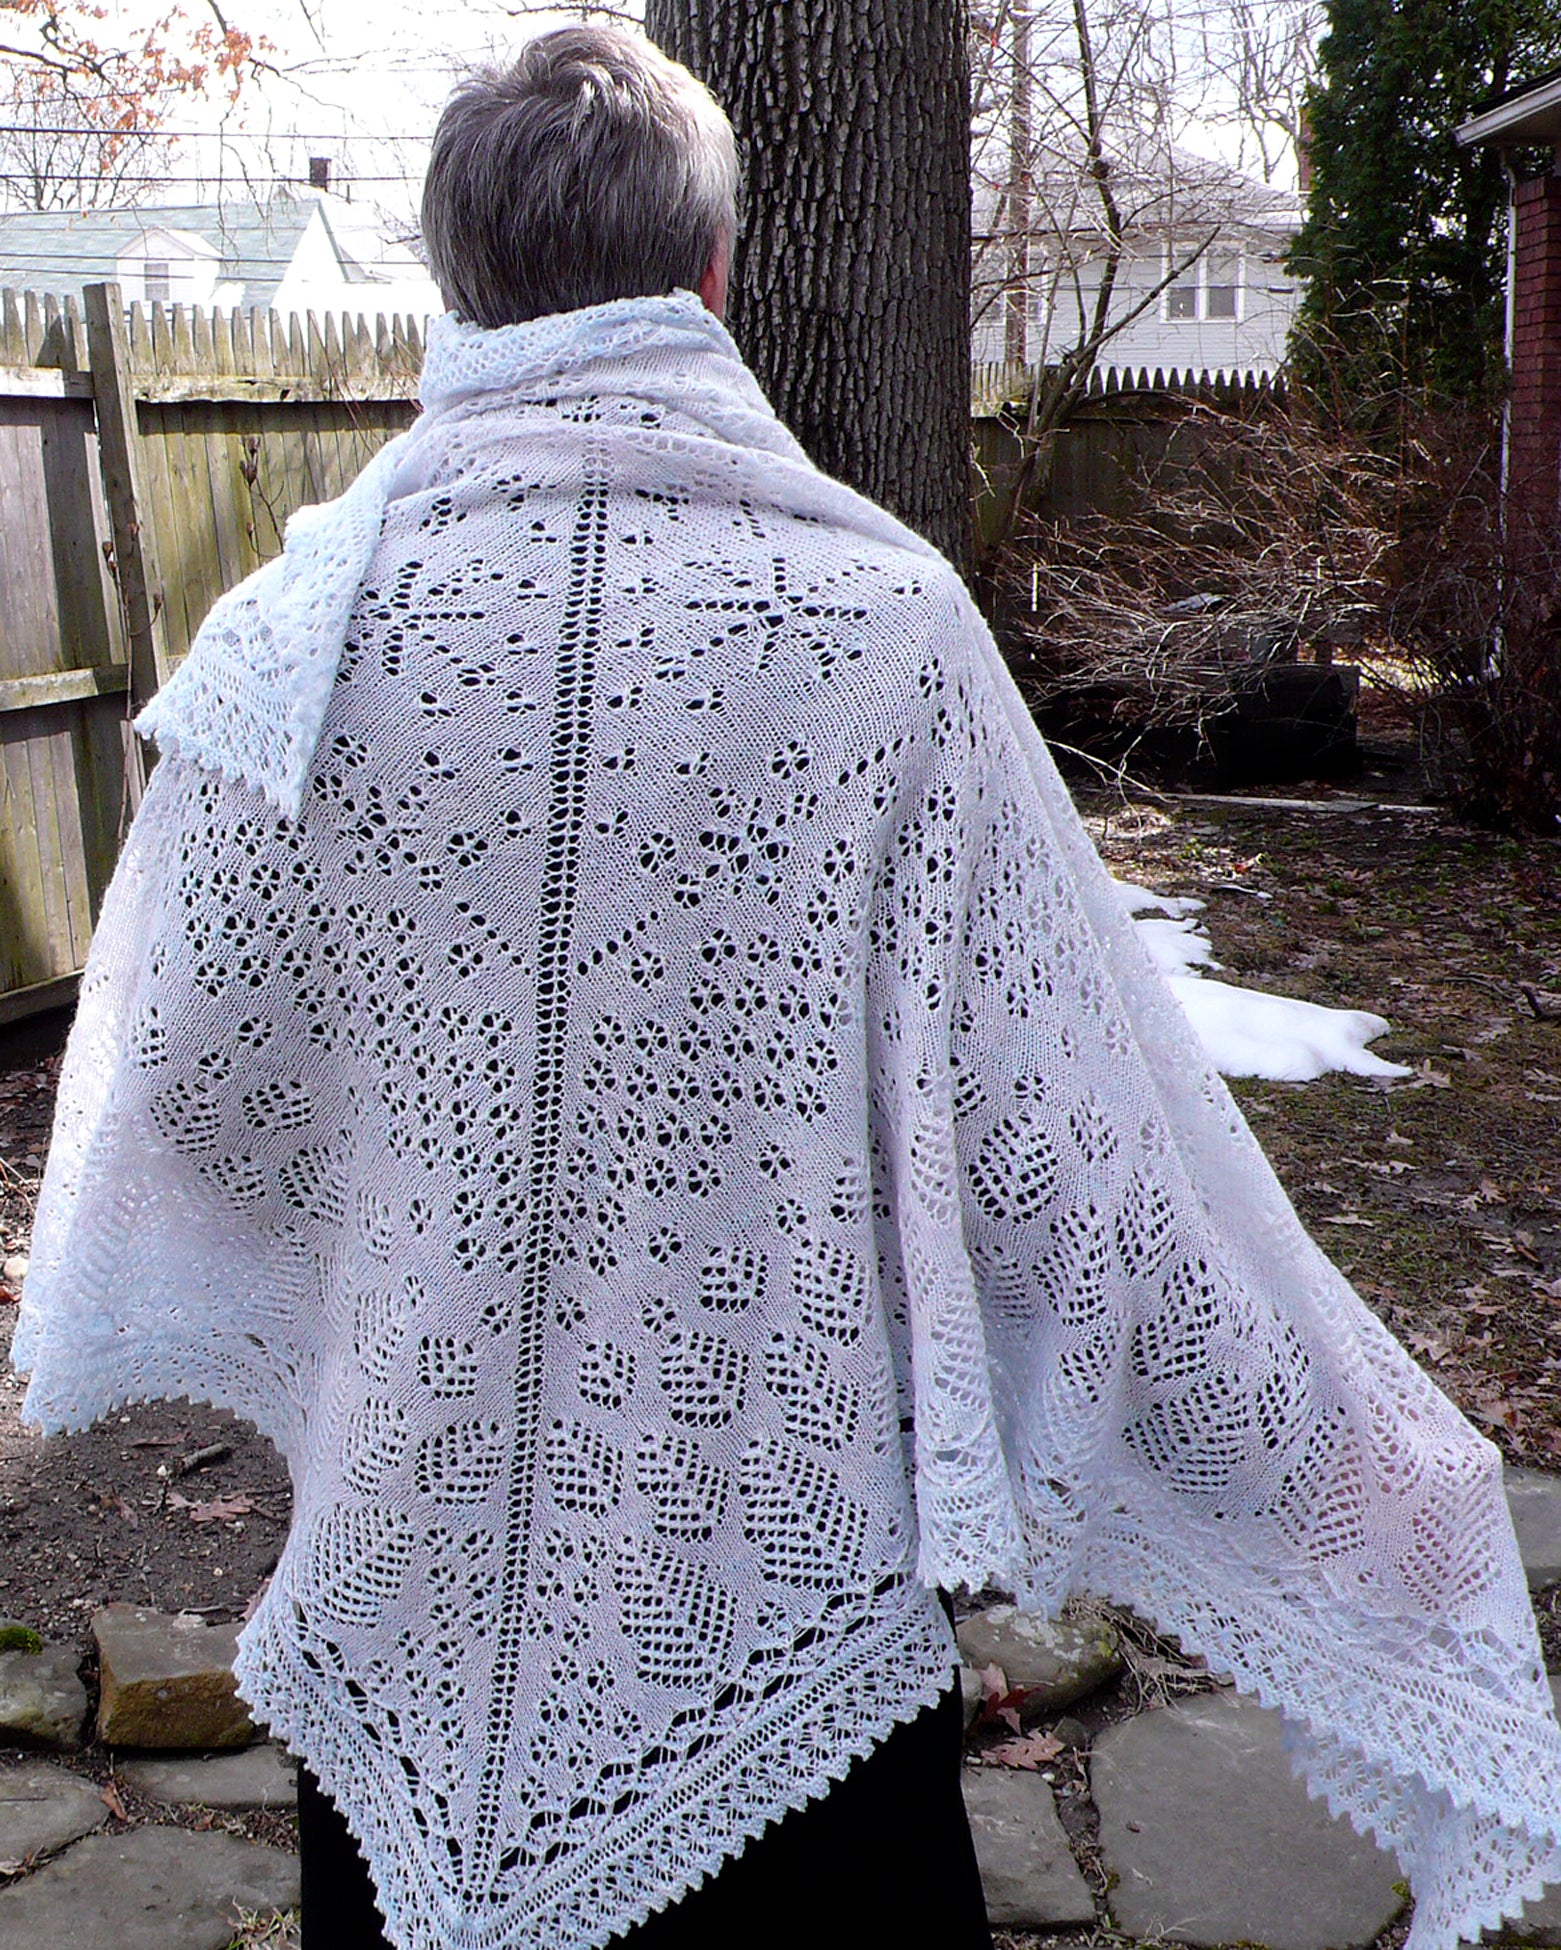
[15,294,1561,1950]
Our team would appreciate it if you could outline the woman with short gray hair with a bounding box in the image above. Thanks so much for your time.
[421,28,739,328]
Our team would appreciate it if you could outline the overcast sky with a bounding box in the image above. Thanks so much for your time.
[151,0,603,227]
[113,0,1284,233]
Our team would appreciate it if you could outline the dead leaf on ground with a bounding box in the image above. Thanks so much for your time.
[1471,1398,1527,1433]
[99,1780,128,1822]
[166,1492,253,1526]
[982,1730,1065,1770]
[976,1661,1031,1734]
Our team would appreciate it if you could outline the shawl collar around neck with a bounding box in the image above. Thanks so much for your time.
[135,292,917,820]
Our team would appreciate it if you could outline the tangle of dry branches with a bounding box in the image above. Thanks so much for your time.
[994,394,1561,829]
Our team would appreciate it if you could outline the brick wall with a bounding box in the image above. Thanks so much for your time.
[1508,174,1561,516]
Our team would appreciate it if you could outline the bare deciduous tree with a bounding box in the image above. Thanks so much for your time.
[1196,0,1322,188]
[0,0,270,211]
[646,0,973,569]
[0,68,180,211]
[0,0,261,122]
[970,0,1317,569]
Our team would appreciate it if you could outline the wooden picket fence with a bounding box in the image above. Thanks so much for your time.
[971,362,1287,545]
[970,358,1282,418]
[0,282,422,1023]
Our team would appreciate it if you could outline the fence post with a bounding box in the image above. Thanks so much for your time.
[84,281,171,731]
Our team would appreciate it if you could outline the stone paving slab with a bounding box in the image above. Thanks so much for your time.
[93,1607,253,1751]
[962,1766,1095,1929]
[0,1628,87,1752]
[955,1605,1123,1720]
[1505,1468,1561,1591]
[0,1825,299,1950]
[1092,1688,1404,1950]
[0,1761,105,1865]
[120,1744,297,1810]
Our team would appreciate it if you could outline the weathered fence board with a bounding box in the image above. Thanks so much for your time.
[0,286,129,1008]
[0,665,128,712]
[86,283,171,723]
[0,408,58,676]
[0,281,422,1021]
[972,366,1286,543]
[130,392,418,668]
[0,699,109,995]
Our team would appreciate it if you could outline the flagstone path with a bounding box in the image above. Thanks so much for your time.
[4,1466,1561,1950]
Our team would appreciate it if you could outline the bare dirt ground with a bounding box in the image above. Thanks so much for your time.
[1085,784,1561,1465]
[0,1051,292,1644]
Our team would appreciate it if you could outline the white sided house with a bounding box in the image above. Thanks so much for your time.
[113,224,223,308]
[972,146,1303,387]
[0,190,442,324]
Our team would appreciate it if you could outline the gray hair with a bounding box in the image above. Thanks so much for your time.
[421,26,739,328]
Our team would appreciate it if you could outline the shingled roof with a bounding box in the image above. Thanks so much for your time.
[0,192,371,308]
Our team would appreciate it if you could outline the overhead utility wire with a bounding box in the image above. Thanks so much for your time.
[0,123,435,141]
[0,251,426,270]
[0,172,425,183]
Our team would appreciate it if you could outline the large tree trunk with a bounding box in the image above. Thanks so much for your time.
[645,0,972,569]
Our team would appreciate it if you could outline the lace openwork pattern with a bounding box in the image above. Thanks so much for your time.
[17,300,1561,1950]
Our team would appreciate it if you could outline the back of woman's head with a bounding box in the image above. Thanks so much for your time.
[421,26,739,328]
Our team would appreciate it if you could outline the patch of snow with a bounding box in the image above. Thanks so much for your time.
[1114,880,1412,1082]
[1134,915,1221,977]
[1166,976,1408,1082]
[1113,881,1205,919]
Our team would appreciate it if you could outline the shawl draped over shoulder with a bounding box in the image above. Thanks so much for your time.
[14,294,1561,1950]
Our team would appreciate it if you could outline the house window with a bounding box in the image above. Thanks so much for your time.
[1165,244,1242,322]
[1206,246,1240,318]
[143,260,172,304]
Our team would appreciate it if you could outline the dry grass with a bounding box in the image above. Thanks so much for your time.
[223,1910,300,1950]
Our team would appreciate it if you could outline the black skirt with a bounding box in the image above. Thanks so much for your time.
[297,1679,993,1949]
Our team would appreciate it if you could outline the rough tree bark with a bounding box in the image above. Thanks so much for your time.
[644,0,972,569]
